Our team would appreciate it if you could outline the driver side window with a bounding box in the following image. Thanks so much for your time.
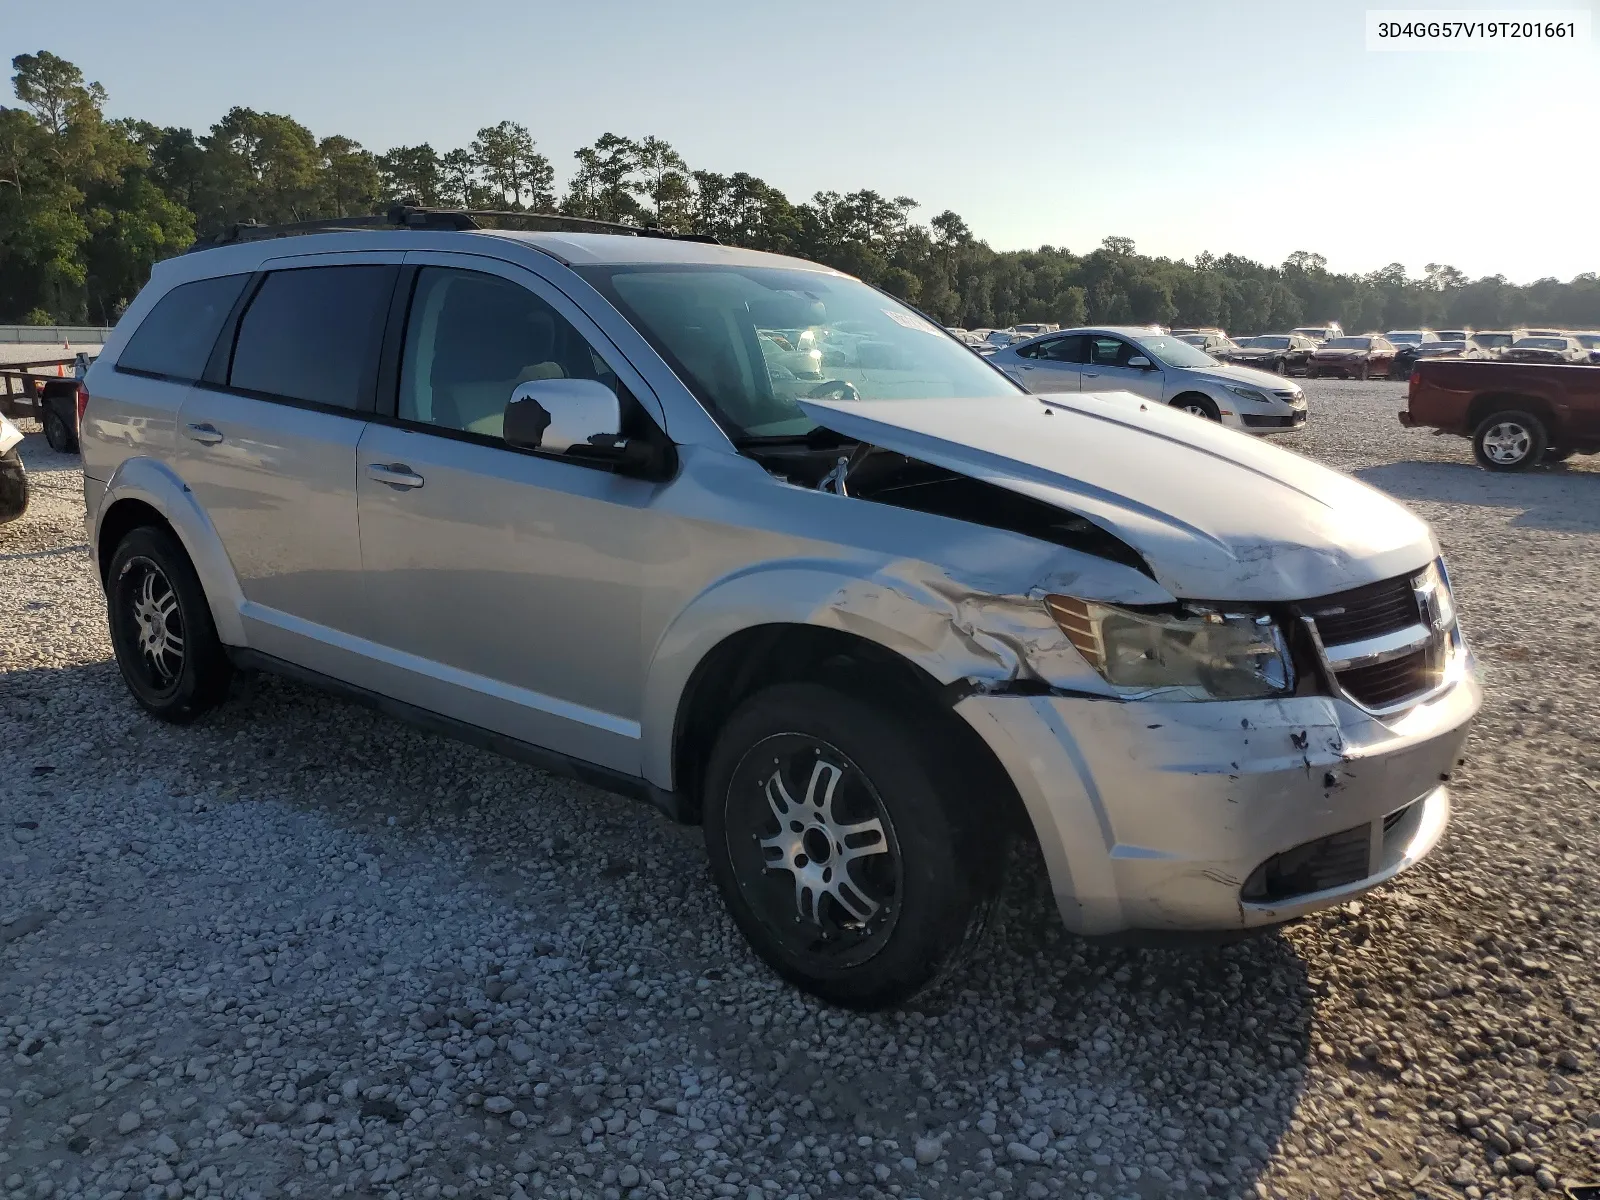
[1087,337,1129,367]
[398,267,622,441]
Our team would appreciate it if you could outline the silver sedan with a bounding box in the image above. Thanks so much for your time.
[988,326,1308,434]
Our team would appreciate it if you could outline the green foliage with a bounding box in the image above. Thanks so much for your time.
[2,51,1597,332]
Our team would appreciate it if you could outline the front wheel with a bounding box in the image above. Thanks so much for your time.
[1306,366,1320,379]
[1358,361,1370,381]
[1171,394,1221,420]
[1274,358,1288,375]
[107,525,232,722]
[701,683,1000,1009]
[1472,410,1548,472]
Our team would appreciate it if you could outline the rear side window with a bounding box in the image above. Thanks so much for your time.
[117,274,250,381]
[228,266,396,411]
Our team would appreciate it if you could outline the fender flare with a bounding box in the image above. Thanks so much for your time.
[637,559,1106,919]
[638,557,1051,791]
[93,456,248,646]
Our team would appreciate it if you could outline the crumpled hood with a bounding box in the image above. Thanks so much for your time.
[799,392,1437,601]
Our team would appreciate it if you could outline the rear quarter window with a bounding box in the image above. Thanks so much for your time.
[116,274,251,381]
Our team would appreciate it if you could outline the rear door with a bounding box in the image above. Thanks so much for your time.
[1080,335,1164,399]
[1007,334,1086,393]
[176,253,401,670]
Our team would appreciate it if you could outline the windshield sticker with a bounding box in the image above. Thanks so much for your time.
[882,309,942,335]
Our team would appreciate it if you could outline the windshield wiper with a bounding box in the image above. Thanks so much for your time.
[733,427,858,450]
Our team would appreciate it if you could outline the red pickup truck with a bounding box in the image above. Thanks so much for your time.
[1399,358,1600,471]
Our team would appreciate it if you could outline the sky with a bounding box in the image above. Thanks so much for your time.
[5,0,1597,283]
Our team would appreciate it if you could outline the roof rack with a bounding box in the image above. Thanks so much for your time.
[187,204,720,253]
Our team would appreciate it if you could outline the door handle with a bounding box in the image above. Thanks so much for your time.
[184,422,224,445]
[1083,372,1101,378]
[367,463,424,489]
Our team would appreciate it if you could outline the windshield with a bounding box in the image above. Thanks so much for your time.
[1386,332,1423,344]
[575,264,1021,439]
[1291,328,1324,337]
[1575,334,1600,348]
[1517,338,1565,349]
[1132,334,1216,368]
[1250,336,1291,349]
[1475,333,1512,347]
[1325,337,1371,349]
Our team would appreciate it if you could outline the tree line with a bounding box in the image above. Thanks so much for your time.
[4,51,1598,334]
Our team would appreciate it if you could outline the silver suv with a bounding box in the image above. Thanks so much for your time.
[82,212,1481,1008]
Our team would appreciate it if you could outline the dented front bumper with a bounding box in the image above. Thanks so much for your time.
[955,670,1481,936]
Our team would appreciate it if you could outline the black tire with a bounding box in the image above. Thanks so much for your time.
[42,398,78,454]
[1358,361,1370,381]
[1472,410,1547,472]
[1305,366,1319,379]
[701,682,1000,1009]
[106,524,232,722]
[1171,394,1221,421]
[1274,358,1288,375]
[0,446,27,524]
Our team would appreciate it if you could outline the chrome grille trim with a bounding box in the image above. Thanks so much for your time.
[1299,565,1457,717]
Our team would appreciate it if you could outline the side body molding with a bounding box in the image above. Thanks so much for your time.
[92,454,249,646]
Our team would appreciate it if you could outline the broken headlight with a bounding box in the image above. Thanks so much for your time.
[1045,596,1294,700]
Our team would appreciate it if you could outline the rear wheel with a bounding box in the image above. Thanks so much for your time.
[1171,394,1221,420]
[701,682,1000,1009]
[1472,410,1547,472]
[107,525,232,722]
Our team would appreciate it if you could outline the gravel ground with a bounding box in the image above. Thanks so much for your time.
[2,381,1598,1200]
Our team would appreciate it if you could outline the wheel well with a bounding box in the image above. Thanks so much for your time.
[1467,392,1559,436]
[670,623,1029,836]
[96,499,169,586]
[1170,391,1218,412]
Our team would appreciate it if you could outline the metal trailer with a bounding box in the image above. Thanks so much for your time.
[0,354,94,453]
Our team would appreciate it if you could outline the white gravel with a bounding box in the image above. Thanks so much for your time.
[2,384,1599,1200]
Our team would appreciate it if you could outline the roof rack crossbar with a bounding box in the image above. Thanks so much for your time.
[187,205,719,253]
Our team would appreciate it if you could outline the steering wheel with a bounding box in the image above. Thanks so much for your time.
[806,379,860,402]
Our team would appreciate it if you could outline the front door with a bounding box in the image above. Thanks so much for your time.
[353,255,669,774]
[1080,335,1165,399]
[175,256,399,671]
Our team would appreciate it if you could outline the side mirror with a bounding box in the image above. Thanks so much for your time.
[1127,355,1154,370]
[503,379,620,454]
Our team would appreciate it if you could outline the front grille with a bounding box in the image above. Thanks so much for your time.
[1241,824,1370,903]
[1334,649,1434,709]
[1242,413,1302,428]
[1304,575,1421,644]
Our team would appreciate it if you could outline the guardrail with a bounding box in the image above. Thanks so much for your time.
[0,325,112,344]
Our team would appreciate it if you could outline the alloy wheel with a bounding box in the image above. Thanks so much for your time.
[724,733,903,970]
[1481,421,1532,465]
[125,557,186,691]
